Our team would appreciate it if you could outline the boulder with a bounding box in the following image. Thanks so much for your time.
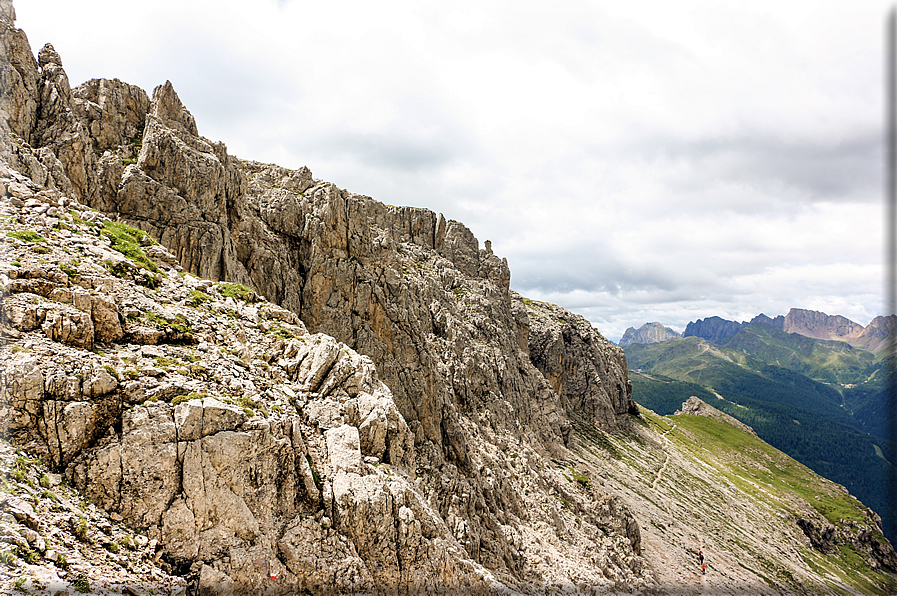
[325,425,363,474]
[174,397,246,442]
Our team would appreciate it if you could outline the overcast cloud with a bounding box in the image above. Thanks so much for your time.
[13,0,890,342]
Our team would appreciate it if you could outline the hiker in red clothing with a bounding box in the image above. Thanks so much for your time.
[702,563,706,575]
[699,550,704,564]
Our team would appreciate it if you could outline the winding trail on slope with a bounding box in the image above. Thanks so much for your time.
[651,423,676,491]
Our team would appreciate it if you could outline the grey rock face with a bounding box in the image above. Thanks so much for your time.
[855,314,897,354]
[113,81,249,284]
[5,144,638,592]
[72,77,150,153]
[0,0,39,143]
[524,295,637,431]
[0,263,488,593]
[0,28,649,589]
[32,43,96,202]
[18,64,638,573]
[783,307,865,342]
[797,518,837,554]
[748,312,785,329]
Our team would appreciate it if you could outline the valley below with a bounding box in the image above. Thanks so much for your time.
[623,313,896,546]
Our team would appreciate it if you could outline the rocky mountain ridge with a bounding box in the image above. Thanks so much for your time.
[618,323,681,347]
[0,1,895,593]
[683,316,747,345]
[0,157,650,593]
[624,308,895,356]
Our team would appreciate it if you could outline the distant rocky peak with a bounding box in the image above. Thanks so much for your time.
[866,314,897,333]
[748,313,784,329]
[682,315,746,344]
[618,322,680,346]
[783,308,864,341]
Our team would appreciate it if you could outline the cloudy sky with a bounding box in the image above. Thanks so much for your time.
[14,0,890,342]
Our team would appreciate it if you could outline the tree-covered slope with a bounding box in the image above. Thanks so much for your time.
[841,356,896,444]
[625,337,848,424]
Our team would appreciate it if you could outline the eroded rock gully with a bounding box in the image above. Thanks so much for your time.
[1,1,895,594]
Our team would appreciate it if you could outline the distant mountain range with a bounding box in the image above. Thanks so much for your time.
[622,308,896,540]
[621,308,895,355]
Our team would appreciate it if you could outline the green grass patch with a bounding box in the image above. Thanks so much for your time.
[569,467,591,489]
[73,516,89,542]
[101,220,159,273]
[15,545,38,564]
[188,289,212,308]
[9,230,46,243]
[219,283,258,303]
[171,391,207,406]
[59,261,79,278]
[268,321,300,340]
[153,355,181,370]
[144,312,192,338]
[55,552,69,570]
[102,259,160,289]
[237,396,259,416]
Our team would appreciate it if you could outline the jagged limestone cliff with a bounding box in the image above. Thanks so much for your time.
[0,176,647,593]
[1,22,644,577]
[0,1,895,594]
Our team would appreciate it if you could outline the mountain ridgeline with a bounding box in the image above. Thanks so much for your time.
[623,310,896,540]
[618,322,680,347]
[0,1,895,593]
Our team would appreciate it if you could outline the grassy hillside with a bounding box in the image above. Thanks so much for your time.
[658,410,896,595]
[722,323,877,386]
[626,338,849,425]
[625,338,895,540]
[572,405,897,595]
